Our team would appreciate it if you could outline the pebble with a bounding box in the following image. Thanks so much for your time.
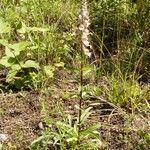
[0,134,8,142]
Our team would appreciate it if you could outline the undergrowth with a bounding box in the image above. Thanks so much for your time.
[0,0,149,149]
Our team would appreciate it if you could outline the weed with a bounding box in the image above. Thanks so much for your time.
[0,0,150,149]
[30,107,101,150]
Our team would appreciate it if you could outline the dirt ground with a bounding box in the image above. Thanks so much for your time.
[0,73,150,149]
[0,92,41,149]
[0,90,150,149]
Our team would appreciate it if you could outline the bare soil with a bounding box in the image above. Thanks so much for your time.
[0,74,150,149]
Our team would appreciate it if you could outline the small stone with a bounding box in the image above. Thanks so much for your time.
[0,134,8,142]
[38,122,44,129]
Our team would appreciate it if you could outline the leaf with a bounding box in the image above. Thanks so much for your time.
[62,91,73,100]
[6,70,18,82]
[4,41,29,58]
[0,144,2,150]
[0,18,11,33]
[43,65,54,78]
[23,60,39,69]
[0,40,29,57]
[0,56,11,67]
[83,66,94,76]
[5,47,15,57]
[56,122,71,131]
[9,41,29,52]
[17,22,50,33]
[11,64,22,71]
[80,107,93,125]
[30,135,50,146]
[0,56,17,68]
[0,39,8,46]
[80,124,101,136]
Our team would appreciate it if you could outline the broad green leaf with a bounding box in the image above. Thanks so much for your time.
[4,41,29,57]
[11,64,22,71]
[0,18,11,33]
[0,56,11,67]
[0,56,16,67]
[43,65,54,78]
[23,60,39,69]
[9,41,29,52]
[0,39,8,46]
[0,40,29,57]
[5,47,16,57]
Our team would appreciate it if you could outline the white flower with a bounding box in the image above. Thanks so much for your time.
[78,0,93,57]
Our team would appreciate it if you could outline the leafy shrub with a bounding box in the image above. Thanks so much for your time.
[0,0,78,89]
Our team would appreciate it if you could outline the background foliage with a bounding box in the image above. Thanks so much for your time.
[0,0,149,149]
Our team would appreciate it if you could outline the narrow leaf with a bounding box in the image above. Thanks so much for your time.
[80,107,93,125]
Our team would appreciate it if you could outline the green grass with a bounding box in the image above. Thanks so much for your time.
[0,0,150,149]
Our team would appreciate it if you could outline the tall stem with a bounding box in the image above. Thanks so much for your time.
[77,0,91,145]
[77,31,84,144]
